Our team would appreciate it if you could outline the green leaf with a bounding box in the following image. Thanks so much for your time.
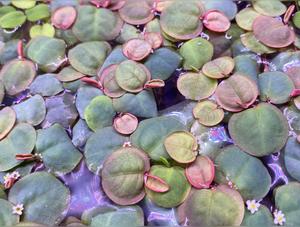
[144,47,182,80]
[228,103,289,156]
[8,172,70,225]
[0,106,16,140]
[90,206,144,227]
[36,124,82,174]
[72,6,123,42]
[25,4,50,22]
[0,59,36,95]
[241,205,273,226]
[179,37,214,70]
[13,95,46,126]
[84,96,116,132]
[75,86,103,119]
[145,165,191,208]
[258,71,295,104]
[160,0,203,40]
[101,147,150,205]
[113,90,158,118]
[177,185,244,226]
[29,73,63,97]
[11,0,36,9]
[0,11,26,29]
[274,182,300,226]
[43,93,78,129]
[0,123,36,171]
[84,127,127,175]
[29,24,55,38]
[130,116,186,161]
[215,145,271,200]
[0,199,19,226]
[284,137,300,182]
[68,41,111,76]
[25,36,66,73]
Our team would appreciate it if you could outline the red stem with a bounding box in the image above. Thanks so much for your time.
[81,77,103,90]
[17,40,24,60]
[291,89,300,97]
[15,154,36,160]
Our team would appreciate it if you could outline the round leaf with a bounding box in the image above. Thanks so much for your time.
[258,71,295,104]
[72,6,123,42]
[0,11,26,29]
[228,103,289,157]
[130,116,186,161]
[29,24,55,38]
[36,124,82,174]
[69,41,111,76]
[25,36,66,73]
[101,146,150,205]
[0,107,16,140]
[12,95,46,126]
[25,4,50,22]
[8,172,70,226]
[202,56,234,79]
[0,59,36,96]
[160,1,204,40]
[145,165,191,208]
[236,7,260,31]
[253,0,286,17]
[29,74,63,97]
[115,60,150,93]
[0,199,19,226]
[0,123,36,171]
[84,96,116,132]
[177,185,244,226]
[284,137,300,181]
[122,38,152,61]
[164,131,198,163]
[51,6,77,30]
[84,126,127,175]
[193,100,224,126]
[215,74,258,112]
[179,37,214,70]
[274,182,300,226]
[242,205,273,226]
[177,72,217,101]
[215,145,271,200]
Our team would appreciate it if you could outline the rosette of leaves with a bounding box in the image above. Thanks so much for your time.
[177,185,244,226]
[145,165,191,208]
[160,0,204,40]
[130,116,186,161]
[72,5,123,42]
[68,41,111,76]
[274,182,300,226]
[8,172,70,225]
[25,36,66,72]
[228,103,289,157]
[214,145,271,200]
[0,58,36,95]
[101,146,150,205]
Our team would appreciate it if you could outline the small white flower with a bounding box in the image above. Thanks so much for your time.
[274,210,286,226]
[12,204,24,216]
[3,173,11,184]
[10,171,20,180]
[246,200,261,214]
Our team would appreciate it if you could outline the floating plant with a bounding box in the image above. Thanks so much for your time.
[0,0,298,226]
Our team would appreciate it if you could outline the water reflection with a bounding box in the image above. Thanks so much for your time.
[59,161,109,218]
